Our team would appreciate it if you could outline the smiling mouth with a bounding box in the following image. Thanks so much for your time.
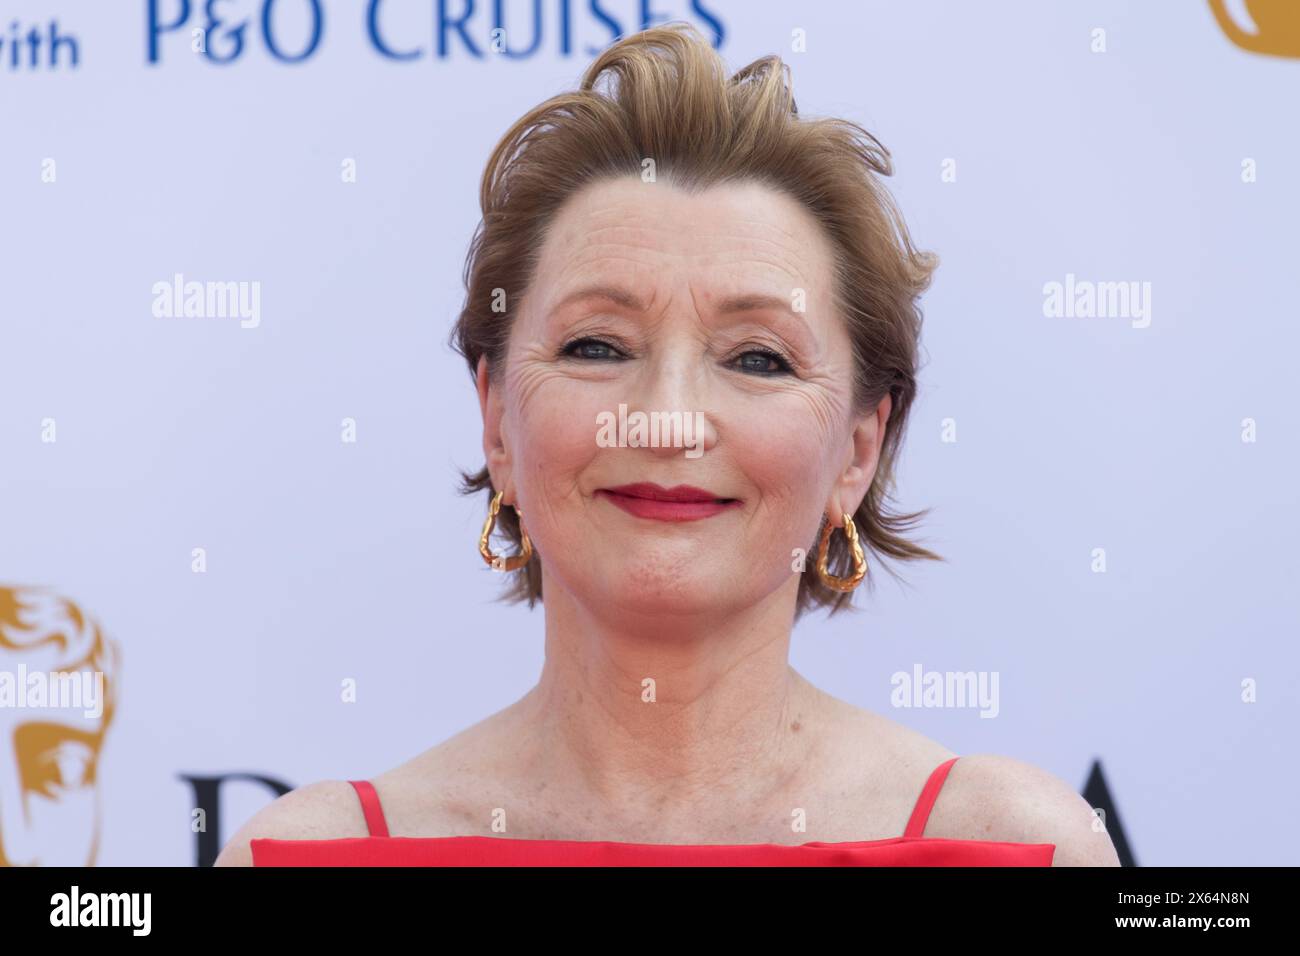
[595,483,741,522]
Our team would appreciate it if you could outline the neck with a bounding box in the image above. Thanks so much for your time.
[514,571,827,832]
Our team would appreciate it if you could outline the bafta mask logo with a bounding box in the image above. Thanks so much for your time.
[1209,0,1300,58]
[0,586,121,866]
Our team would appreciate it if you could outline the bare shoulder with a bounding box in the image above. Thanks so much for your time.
[214,709,512,865]
[213,780,370,867]
[815,692,958,783]
[925,753,1121,866]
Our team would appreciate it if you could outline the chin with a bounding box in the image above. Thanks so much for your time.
[584,558,768,621]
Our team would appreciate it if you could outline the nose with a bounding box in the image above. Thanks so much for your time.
[626,343,719,459]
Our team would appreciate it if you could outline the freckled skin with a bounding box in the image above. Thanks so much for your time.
[481,175,888,621]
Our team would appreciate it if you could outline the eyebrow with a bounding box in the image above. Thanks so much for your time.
[553,284,649,313]
[714,293,799,316]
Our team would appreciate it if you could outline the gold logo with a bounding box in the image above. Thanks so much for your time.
[1210,0,1300,57]
[0,586,121,866]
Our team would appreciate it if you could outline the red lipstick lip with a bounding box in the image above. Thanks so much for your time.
[596,483,742,523]
[599,483,736,503]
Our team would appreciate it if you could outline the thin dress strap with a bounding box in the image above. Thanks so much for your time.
[903,756,959,838]
[348,779,390,838]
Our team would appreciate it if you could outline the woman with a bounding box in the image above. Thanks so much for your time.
[218,23,1119,866]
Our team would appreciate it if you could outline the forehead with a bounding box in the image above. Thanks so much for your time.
[530,175,838,311]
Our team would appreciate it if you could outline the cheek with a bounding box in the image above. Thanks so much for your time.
[725,393,843,529]
[504,370,607,509]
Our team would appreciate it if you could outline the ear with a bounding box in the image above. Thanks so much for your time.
[476,353,513,498]
[825,392,891,524]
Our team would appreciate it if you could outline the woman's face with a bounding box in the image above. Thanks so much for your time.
[479,175,889,619]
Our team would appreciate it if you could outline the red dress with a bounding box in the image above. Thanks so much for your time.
[251,756,1055,866]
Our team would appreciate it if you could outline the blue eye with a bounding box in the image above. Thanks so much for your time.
[560,337,623,361]
[734,348,793,376]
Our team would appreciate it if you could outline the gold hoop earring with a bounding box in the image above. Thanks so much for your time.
[479,490,533,572]
[815,512,867,592]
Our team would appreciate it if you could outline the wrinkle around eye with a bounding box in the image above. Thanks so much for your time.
[505,355,568,412]
[783,369,851,441]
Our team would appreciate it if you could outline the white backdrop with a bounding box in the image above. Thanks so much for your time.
[1,0,1296,866]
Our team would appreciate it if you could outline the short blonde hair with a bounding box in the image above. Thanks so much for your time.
[451,22,942,618]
